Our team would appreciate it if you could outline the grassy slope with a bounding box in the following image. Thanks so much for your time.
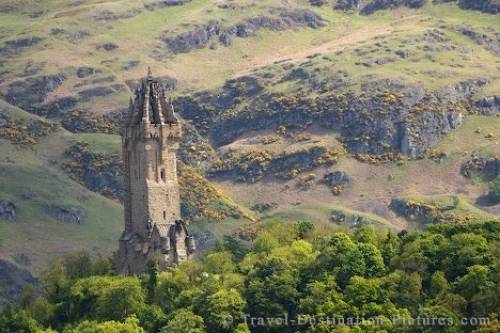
[0,1,499,275]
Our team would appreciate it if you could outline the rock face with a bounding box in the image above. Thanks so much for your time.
[0,37,43,57]
[177,77,483,158]
[76,66,96,78]
[310,0,327,5]
[475,96,500,115]
[457,0,500,14]
[0,259,38,309]
[330,209,378,226]
[209,146,342,183]
[49,205,86,224]
[335,0,500,14]
[163,9,325,53]
[323,171,350,188]
[334,0,426,13]
[461,155,500,181]
[251,202,279,212]
[460,26,500,56]
[3,74,67,110]
[0,200,16,221]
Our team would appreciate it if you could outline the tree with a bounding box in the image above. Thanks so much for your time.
[385,271,422,311]
[344,276,387,308]
[358,243,386,277]
[146,260,159,304]
[316,233,365,287]
[138,305,167,333]
[296,221,315,239]
[0,307,42,333]
[155,269,190,313]
[252,233,279,254]
[63,252,94,280]
[160,309,205,333]
[205,251,236,275]
[444,233,491,279]
[222,235,249,261]
[96,278,145,321]
[298,277,351,319]
[353,226,377,245]
[63,316,144,333]
[430,271,449,298]
[456,265,496,316]
[380,231,399,267]
[245,257,300,325]
[203,289,246,333]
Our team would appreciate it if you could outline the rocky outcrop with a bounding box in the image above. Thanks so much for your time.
[334,0,369,10]
[460,26,500,56]
[461,155,500,181]
[63,142,124,200]
[209,146,342,183]
[336,0,499,14]
[33,96,78,118]
[0,113,59,145]
[162,9,325,53]
[323,171,350,187]
[0,259,38,309]
[475,96,500,115]
[251,202,279,212]
[334,0,426,13]
[457,0,500,14]
[0,200,16,221]
[49,205,86,224]
[310,0,327,5]
[330,209,379,226]
[76,66,96,78]
[144,0,192,10]
[361,0,427,15]
[390,195,492,224]
[177,76,481,158]
[323,171,351,195]
[0,37,43,57]
[3,74,67,110]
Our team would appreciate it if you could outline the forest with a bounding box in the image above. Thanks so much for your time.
[1,220,499,333]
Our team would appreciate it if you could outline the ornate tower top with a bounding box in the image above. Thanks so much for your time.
[126,69,178,127]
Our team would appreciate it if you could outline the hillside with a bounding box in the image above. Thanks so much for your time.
[0,0,499,306]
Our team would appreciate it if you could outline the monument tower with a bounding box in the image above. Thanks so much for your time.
[119,69,195,274]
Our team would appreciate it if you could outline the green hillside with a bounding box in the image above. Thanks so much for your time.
[0,0,499,306]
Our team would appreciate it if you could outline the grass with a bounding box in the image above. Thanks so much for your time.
[259,202,396,230]
[435,115,500,158]
[0,161,123,273]
[70,133,121,154]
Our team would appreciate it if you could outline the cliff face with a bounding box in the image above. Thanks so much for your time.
[176,77,489,159]
[0,259,38,309]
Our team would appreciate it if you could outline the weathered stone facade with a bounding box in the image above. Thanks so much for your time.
[119,69,195,274]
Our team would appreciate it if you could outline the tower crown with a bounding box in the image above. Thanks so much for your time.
[127,69,178,127]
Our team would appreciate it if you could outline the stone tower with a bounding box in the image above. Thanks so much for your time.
[119,69,195,275]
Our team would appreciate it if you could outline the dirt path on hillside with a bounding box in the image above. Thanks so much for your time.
[234,15,428,77]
